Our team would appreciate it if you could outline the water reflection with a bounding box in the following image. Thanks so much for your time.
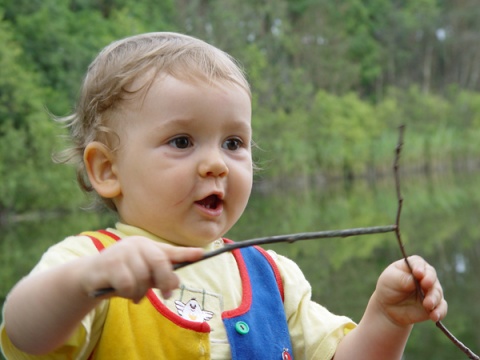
[1,171,479,359]
[227,171,480,359]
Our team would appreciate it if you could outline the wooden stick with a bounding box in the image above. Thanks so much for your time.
[90,225,396,297]
[174,225,397,268]
[393,125,479,360]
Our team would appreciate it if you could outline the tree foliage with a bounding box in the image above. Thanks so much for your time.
[1,0,480,214]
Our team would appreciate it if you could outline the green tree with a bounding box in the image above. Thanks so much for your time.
[0,17,82,213]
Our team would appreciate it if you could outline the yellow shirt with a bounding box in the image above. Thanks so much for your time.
[1,223,355,359]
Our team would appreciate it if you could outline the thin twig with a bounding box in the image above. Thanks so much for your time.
[393,126,422,295]
[91,225,396,297]
[393,125,479,360]
[173,225,397,269]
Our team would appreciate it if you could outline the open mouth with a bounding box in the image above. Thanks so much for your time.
[196,194,222,210]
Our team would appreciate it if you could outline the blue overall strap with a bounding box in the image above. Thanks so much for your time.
[222,245,293,360]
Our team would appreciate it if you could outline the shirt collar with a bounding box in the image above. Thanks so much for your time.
[113,222,224,251]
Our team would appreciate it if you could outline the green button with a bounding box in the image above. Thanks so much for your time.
[235,321,249,334]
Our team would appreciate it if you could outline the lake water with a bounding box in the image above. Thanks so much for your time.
[1,170,479,359]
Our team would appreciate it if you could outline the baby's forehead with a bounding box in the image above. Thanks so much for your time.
[126,70,249,101]
[112,72,250,122]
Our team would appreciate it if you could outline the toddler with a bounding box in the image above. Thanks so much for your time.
[0,32,447,359]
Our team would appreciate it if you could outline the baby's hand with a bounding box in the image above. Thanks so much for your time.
[81,237,204,302]
[373,255,448,327]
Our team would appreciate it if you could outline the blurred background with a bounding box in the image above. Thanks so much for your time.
[1,0,479,358]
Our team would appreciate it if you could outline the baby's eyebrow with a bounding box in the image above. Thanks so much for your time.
[158,117,251,132]
[159,117,194,127]
[151,117,194,133]
[224,119,252,133]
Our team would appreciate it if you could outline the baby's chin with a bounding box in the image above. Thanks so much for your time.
[133,221,228,248]
[166,225,233,248]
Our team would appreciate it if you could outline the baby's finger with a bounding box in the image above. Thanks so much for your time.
[408,256,439,292]
[406,255,428,276]
[109,262,149,302]
[150,261,180,298]
[152,246,204,298]
[160,244,204,264]
[145,245,183,296]
[428,298,448,322]
[422,278,444,309]
[124,251,157,301]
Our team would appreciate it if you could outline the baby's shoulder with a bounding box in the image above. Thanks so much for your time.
[265,249,308,282]
[52,233,102,255]
[32,233,102,273]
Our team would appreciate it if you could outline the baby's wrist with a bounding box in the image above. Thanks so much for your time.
[369,291,413,330]
[71,256,106,300]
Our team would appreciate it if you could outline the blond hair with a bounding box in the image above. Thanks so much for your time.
[55,32,250,210]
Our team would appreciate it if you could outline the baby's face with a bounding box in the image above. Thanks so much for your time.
[111,75,253,246]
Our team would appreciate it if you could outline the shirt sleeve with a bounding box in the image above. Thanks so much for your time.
[1,236,109,360]
[269,250,356,360]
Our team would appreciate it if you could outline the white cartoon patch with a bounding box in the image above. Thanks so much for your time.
[175,297,214,322]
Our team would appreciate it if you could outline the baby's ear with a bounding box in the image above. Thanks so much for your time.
[84,142,121,199]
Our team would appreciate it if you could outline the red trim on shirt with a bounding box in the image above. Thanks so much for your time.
[89,236,105,251]
[221,239,253,319]
[146,290,211,333]
[84,230,121,251]
[97,229,121,241]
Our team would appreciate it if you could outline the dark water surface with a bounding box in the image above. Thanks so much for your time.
[1,171,479,359]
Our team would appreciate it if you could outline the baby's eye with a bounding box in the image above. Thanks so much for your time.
[169,136,192,149]
[222,138,243,151]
